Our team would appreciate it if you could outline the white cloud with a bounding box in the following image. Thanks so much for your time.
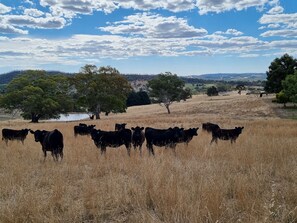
[99,13,207,38]
[24,8,45,17]
[259,13,297,26]
[1,14,67,30]
[259,13,297,38]
[261,29,297,38]
[38,0,274,17]
[0,24,28,34]
[196,0,270,15]
[0,3,12,14]
[267,5,284,14]
[214,29,243,36]
[23,0,34,6]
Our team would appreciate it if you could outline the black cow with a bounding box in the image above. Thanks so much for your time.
[210,126,244,144]
[2,128,31,145]
[131,126,145,156]
[179,127,199,146]
[74,123,96,137]
[202,122,220,133]
[115,123,127,131]
[30,129,64,161]
[91,128,132,156]
[145,127,184,156]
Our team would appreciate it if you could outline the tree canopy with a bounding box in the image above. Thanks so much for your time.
[147,72,191,114]
[71,65,132,119]
[206,86,219,96]
[282,71,297,104]
[265,54,297,93]
[0,70,73,122]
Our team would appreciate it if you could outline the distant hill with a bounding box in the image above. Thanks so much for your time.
[0,70,266,86]
[190,73,266,81]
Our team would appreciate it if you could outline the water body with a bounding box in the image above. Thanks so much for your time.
[49,113,90,122]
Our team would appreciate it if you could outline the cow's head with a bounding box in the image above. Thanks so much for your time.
[115,123,126,131]
[30,129,47,142]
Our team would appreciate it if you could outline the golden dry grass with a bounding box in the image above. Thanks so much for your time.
[0,93,297,223]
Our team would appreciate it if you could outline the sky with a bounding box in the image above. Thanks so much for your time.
[0,0,296,76]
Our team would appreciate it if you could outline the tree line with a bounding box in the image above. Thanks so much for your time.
[0,65,191,122]
[0,53,296,122]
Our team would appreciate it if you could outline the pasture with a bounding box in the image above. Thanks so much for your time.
[0,93,296,223]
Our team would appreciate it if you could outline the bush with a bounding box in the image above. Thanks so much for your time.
[207,86,218,96]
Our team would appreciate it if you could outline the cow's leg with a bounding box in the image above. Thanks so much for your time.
[100,147,106,155]
[149,144,155,156]
[125,143,131,156]
[210,137,215,144]
[43,150,47,161]
[60,150,63,161]
[139,145,142,157]
[4,139,8,146]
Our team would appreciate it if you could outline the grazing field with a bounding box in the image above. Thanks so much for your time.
[0,93,296,223]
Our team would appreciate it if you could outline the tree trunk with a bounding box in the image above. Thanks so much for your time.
[95,104,101,119]
[31,113,41,123]
[165,104,171,114]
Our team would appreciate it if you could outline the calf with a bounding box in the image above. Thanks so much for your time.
[179,127,199,146]
[131,126,145,156]
[74,123,96,137]
[202,122,220,133]
[30,129,64,161]
[211,127,244,144]
[115,123,127,131]
[2,128,30,145]
[91,128,132,156]
[145,127,184,156]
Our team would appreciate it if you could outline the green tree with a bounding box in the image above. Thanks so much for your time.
[147,72,191,114]
[276,91,290,107]
[207,86,219,96]
[0,70,73,122]
[265,54,297,93]
[282,71,297,104]
[72,65,132,119]
[126,90,151,107]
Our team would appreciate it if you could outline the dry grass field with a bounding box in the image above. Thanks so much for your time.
[0,93,296,223]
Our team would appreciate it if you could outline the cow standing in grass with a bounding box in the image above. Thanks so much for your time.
[2,128,31,145]
[91,128,132,156]
[131,126,145,156]
[179,127,199,146]
[210,126,244,144]
[30,129,64,161]
[74,123,96,137]
[145,127,184,156]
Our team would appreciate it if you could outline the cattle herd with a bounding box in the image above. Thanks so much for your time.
[1,122,244,161]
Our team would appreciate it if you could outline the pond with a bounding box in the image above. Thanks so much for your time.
[48,113,90,122]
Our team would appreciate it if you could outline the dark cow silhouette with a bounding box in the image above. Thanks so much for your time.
[202,122,220,133]
[210,126,244,144]
[131,126,145,156]
[145,127,184,156]
[179,127,199,145]
[74,123,96,137]
[91,128,132,156]
[30,129,64,161]
[115,123,127,131]
[2,128,31,145]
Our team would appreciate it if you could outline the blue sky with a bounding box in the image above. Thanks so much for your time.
[0,0,296,76]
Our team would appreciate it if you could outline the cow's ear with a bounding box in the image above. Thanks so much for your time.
[141,127,144,130]
[29,130,34,134]
[131,127,135,130]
